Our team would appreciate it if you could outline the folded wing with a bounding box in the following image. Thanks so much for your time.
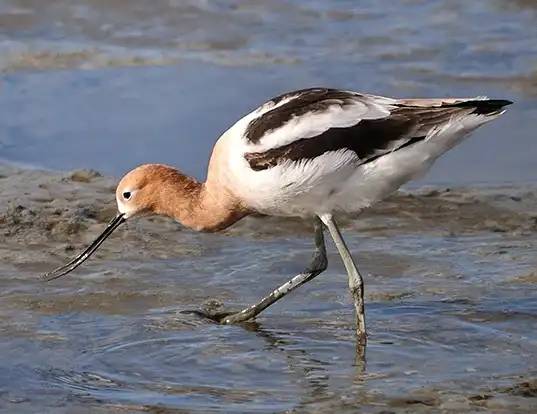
[240,88,511,171]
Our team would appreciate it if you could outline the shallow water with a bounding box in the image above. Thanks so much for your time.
[1,0,537,412]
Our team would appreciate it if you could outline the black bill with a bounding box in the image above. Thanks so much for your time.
[41,212,126,282]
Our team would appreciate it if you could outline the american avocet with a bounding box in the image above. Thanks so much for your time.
[42,87,512,338]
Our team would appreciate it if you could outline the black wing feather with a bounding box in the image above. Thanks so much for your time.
[244,90,512,171]
[245,114,420,171]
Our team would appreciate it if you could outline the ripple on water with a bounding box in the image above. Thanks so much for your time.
[44,322,313,411]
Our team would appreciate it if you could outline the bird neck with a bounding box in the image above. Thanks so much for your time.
[154,170,248,233]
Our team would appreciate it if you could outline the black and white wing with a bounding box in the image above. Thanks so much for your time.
[233,87,511,171]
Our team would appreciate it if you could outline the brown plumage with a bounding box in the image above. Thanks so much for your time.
[116,164,249,232]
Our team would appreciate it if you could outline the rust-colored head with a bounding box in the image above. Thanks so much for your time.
[41,164,197,282]
[116,164,173,219]
[41,162,246,282]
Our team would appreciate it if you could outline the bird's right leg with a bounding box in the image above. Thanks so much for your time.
[321,214,366,341]
[221,216,328,324]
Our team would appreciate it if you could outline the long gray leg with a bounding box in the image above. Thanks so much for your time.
[320,214,366,340]
[222,216,327,324]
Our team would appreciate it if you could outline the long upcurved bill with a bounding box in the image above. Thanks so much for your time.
[41,213,126,282]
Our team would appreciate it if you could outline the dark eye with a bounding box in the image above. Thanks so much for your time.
[122,191,131,200]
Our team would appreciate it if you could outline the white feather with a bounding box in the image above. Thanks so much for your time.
[239,91,396,152]
[247,100,392,153]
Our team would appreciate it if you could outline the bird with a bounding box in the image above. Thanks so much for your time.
[41,87,512,339]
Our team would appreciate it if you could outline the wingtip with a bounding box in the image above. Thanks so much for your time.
[486,98,513,107]
[452,98,513,115]
[472,96,513,106]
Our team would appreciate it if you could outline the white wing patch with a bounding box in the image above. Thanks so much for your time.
[247,99,394,153]
[253,92,302,114]
[234,91,397,153]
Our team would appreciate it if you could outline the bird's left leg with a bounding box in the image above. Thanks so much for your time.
[221,216,327,324]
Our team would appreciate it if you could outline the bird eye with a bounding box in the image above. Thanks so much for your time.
[122,191,131,200]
